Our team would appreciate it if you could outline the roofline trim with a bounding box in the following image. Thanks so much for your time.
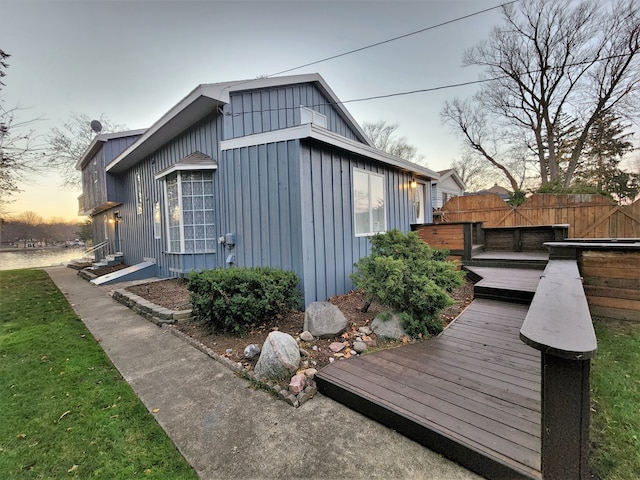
[220,124,439,179]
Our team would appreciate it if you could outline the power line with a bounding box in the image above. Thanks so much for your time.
[222,52,634,117]
[268,1,519,77]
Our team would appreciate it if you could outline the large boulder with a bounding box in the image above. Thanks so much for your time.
[254,331,300,379]
[371,313,407,340]
[304,302,348,338]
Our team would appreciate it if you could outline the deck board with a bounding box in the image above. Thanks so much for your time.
[316,298,542,479]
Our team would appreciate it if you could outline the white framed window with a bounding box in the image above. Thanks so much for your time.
[153,201,162,239]
[163,171,216,253]
[353,168,386,236]
[135,172,143,215]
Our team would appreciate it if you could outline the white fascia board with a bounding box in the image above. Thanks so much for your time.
[107,87,225,173]
[220,124,312,150]
[75,129,148,170]
[221,124,439,179]
[154,163,218,180]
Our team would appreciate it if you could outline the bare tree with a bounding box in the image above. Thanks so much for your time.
[45,112,127,190]
[443,0,640,189]
[0,49,43,209]
[362,121,426,165]
[441,99,527,192]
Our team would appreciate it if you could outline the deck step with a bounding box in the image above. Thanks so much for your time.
[465,251,548,270]
[316,299,542,480]
[465,266,542,304]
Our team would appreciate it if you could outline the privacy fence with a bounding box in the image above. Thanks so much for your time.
[439,194,640,238]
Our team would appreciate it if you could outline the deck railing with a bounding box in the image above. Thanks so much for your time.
[520,251,597,479]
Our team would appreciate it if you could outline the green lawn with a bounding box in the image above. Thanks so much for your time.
[0,269,198,479]
[591,318,640,479]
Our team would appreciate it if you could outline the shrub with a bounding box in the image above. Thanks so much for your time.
[351,229,464,337]
[187,267,302,335]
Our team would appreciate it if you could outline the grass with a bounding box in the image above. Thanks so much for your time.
[591,318,640,479]
[0,269,198,479]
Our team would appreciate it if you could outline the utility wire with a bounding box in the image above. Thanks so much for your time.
[223,52,634,116]
[267,0,519,77]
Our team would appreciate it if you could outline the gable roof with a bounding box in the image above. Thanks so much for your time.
[76,129,147,170]
[434,168,466,190]
[106,73,373,173]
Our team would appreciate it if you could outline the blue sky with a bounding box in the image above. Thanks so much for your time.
[2,0,507,221]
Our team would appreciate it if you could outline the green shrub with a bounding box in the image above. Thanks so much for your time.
[187,267,301,335]
[351,229,464,337]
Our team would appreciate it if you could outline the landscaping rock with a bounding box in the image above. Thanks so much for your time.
[358,326,372,335]
[243,344,261,359]
[289,373,307,394]
[304,368,318,379]
[353,341,368,353]
[254,331,301,379]
[299,331,314,342]
[371,313,407,339]
[303,302,348,338]
[329,342,346,353]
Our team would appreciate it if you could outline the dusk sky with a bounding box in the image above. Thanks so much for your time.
[3,0,510,221]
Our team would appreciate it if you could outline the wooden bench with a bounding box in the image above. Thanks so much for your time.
[520,259,596,479]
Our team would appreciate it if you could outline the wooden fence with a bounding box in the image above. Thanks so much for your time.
[440,194,640,238]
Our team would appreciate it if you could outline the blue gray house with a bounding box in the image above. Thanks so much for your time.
[78,73,439,305]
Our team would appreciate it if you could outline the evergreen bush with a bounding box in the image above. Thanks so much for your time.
[350,229,464,337]
[187,267,301,335]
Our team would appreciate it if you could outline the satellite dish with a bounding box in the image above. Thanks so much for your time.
[90,120,103,133]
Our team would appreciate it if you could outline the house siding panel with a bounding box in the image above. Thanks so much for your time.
[218,141,303,289]
[298,142,416,305]
[99,113,224,276]
[224,84,361,143]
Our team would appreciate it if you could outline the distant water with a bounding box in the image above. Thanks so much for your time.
[0,249,90,271]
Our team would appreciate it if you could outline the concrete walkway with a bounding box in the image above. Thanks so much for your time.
[46,266,481,480]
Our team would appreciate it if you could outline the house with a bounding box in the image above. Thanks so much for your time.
[77,73,439,305]
[431,169,465,209]
[471,183,511,201]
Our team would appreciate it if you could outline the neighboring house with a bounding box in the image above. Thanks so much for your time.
[471,183,511,201]
[431,169,465,209]
[77,73,439,305]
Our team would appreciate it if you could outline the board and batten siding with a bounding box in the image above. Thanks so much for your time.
[224,84,362,142]
[298,141,417,305]
[81,135,142,213]
[217,141,305,289]
[105,112,225,276]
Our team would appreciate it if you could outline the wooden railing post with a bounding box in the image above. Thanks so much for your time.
[520,257,596,480]
[541,353,592,479]
[462,223,473,262]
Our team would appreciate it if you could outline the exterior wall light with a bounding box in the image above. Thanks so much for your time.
[410,179,417,189]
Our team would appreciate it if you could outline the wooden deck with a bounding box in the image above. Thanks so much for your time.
[316,299,542,479]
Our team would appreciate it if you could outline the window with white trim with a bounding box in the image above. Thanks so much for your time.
[153,201,161,239]
[135,172,143,214]
[163,171,216,253]
[353,168,386,236]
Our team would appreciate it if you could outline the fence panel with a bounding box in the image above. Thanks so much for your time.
[442,195,640,239]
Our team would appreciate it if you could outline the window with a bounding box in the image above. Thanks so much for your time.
[353,168,386,236]
[135,172,143,214]
[153,201,161,239]
[163,171,216,253]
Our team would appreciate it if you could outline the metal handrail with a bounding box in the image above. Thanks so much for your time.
[83,239,109,256]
